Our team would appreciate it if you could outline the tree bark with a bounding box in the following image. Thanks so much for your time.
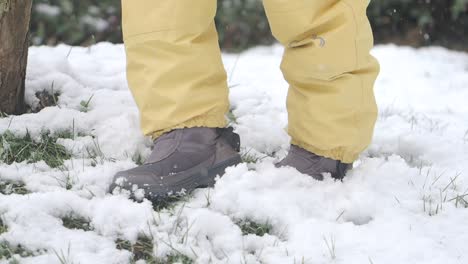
[0,0,32,114]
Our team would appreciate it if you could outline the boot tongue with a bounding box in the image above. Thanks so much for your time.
[145,130,183,164]
[178,127,217,152]
[145,128,217,164]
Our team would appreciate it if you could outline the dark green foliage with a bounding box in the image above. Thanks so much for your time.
[115,238,132,252]
[151,195,189,213]
[241,152,259,164]
[0,218,7,235]
[54,130,75,140]
[132,234,154,262]
[166,254,193,264]
[0,130,72,168]
[116,235,193,264]
[61,214,92,231]
[368,0,467,50]
[131,152,144,166]
[0,181,29,195]
[29,0,467,51]
[0,242,35,260]
[215,0,274,52]
[31,0,122,46]
[35,90,60,111]
[237,219,272,237]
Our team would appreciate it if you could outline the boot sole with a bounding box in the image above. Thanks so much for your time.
[145,155,242,200]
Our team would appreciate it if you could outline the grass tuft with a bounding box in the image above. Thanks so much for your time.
[240,148,268,164]
[132,234,154,262]
[79,95,94,113]
[237,219,272,237]
[116,234,193,264]
[132,152,145,166]
[166,253,193,264]
[323,235,337,260]
[54,130,75,140]
[35,90,60,112]
[241,152,260,164]
[0,130,72,168]
[226,109,238,125]
[61,215,92,231]
[151,195,189,212]
[0,241,35,260]
[115,239,133,252]
[0,218,7,235]
[0,181,29,195]
[53,244,74,264]
[86,137,115,166]
[450,192,468,208]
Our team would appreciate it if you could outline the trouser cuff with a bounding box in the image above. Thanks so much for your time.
[150,113,227,139]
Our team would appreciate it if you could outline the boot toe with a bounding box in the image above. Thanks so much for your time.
[109,163,198,198]
[109,165,159,194]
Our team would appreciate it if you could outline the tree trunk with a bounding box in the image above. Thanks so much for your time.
[0,0,32,114]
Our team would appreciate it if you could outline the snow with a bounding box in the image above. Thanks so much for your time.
[35,4,61,17]
[1,43,468,263]
[80,15,110,32]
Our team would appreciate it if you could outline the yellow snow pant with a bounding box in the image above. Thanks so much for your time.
[122,0,379,163]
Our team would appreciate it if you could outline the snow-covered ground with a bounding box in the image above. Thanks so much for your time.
[1,43,467,264]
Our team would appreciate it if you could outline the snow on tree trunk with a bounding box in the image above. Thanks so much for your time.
[0,0,32,114]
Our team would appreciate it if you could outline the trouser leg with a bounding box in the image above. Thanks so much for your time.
[264,0,380,163]
[122,0,228,138]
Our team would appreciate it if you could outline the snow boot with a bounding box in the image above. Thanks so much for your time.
[276,145,352,180]
[110,127,241,199]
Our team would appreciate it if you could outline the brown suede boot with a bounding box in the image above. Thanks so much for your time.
[110,127,242,199]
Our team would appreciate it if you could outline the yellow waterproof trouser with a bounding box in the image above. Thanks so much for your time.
[122,0,380,163]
